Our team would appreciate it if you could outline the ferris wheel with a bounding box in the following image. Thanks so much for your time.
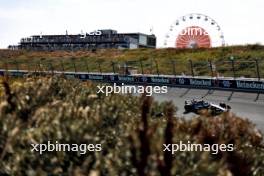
[164,13,225,48]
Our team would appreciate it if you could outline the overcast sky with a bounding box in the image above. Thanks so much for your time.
[0,0,263,48]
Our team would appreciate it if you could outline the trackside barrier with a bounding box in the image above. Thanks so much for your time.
[0,69,264,93]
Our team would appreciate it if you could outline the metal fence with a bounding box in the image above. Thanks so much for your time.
[0,57,263,80]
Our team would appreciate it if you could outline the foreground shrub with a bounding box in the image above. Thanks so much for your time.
[0,76,263,176]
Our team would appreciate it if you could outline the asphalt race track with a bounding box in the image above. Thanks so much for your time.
[152,88,264,132]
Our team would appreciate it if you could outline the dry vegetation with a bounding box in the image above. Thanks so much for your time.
[0,76,263,175]
[1,45,264,77]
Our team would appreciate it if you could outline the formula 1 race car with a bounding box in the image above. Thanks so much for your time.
[184,100,210,113]
[184,99,231,115]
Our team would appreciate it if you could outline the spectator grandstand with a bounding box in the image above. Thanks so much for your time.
[18,29,156,51]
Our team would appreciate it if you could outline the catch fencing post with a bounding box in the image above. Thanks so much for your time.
[38,61,42,73]
[209,60,213,77]
[255,59,260,80]
[27,60,31,73]
[154,58,160,76]
[98,62,102,74]
[71,58,77,73]
[49,62,54,76]
[85,59,90,73]
[171,59,176,76]
[150,58,153,74]
[38,61,43,76]
[139,59,144,75]
[111,61,116,74]
[189,59,194,77]
[230,56,235,79]
[14,59,20,72]
[60,60,65,73]
[34,62,38,75]
[4,61,9,77]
